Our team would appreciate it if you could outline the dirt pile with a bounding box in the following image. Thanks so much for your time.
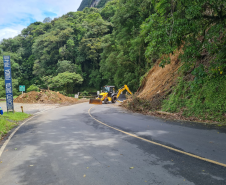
[14,90,79,104]
[138,49,182,102]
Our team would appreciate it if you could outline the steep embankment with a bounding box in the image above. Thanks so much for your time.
[138,50,182,101]
[123,49,226,124]
[122,51,182,111]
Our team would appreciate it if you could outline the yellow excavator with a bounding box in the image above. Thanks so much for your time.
[89,85,132,105]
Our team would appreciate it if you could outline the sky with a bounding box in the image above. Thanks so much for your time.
[0,0,83,41]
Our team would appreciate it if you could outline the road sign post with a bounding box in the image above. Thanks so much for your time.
[19,85,25,94]
[3,56,14,113]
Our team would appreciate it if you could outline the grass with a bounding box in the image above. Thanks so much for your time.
[2,112,31,121]
[0,112,31,139]
[0,119,16,138]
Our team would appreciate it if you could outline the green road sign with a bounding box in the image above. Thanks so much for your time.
[19,85,25,92]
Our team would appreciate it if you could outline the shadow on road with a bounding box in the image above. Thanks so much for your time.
[1,107,226,185]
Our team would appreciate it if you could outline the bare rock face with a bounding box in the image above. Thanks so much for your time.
[90,0,101,7]
[78,0,108,11]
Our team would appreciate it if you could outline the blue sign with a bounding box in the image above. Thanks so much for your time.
[3,56,14,112]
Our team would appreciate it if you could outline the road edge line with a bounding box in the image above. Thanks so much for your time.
[0,107,57,158]
[0,116,35,158]
[88,106,226,168]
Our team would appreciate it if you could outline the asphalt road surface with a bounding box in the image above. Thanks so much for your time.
[0,103,226,185]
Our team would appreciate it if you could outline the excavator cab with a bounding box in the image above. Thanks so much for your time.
[102,86,115,97]
[102,86,114,93]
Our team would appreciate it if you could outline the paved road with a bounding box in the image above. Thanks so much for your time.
[0,103,225,185]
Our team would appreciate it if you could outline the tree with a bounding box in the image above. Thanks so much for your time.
[51,72,83,94]
[41,76,53,90]
[56,60,78,73]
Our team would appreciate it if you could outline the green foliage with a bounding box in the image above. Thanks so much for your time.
[89,69,102,88]
[162,76,226,122]
[0,78,20,98]
[1,0,226,121]
[12,79,20,96]
[80,90,89,96]
[99,0,153,91]
[141,0,226,71]
[2,112,31,121]
[96,0,111,8]
[0,78,5,98]
[50,72,83,94]
[2,0,224,93]
[100,0,118,21]
[27,84,39,92]
[0,112,31,139]
[0,118,16,139]
[40,76,53,90]
[56,60,78,73]
[191,65,207,88]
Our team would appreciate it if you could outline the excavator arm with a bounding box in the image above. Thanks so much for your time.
[116,85,132,99]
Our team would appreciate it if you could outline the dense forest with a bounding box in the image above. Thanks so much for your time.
[0,0,226,121]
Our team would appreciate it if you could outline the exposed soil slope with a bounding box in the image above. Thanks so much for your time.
[138,50,182,101]
[122,50,225,124]
[14,90,78,104]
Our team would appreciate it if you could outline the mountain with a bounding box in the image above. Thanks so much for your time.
[77,0,110,11]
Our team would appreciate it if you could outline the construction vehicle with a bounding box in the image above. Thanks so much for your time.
[89,85,132,105]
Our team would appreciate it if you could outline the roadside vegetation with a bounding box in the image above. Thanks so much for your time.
[0,0,225,122]
[162,75,226,122]
[0,112,31,139]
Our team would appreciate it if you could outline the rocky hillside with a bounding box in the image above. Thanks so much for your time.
[77,0,110,11]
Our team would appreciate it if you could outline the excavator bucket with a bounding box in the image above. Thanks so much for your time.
[89,99,102,105]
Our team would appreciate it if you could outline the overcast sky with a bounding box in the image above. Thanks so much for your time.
[0,0,83,41]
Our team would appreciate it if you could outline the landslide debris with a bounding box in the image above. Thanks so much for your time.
[14,90,79,104]
[138,50,182,102]
[123,50,182,112]
[122,50,225,124]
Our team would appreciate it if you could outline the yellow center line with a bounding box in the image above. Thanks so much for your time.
[88,106,226,168]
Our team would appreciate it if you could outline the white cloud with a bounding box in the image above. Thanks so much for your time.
[0,25,25,41]
[0,0,83,40]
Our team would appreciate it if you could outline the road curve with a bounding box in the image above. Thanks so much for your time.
[0,103,225,185]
